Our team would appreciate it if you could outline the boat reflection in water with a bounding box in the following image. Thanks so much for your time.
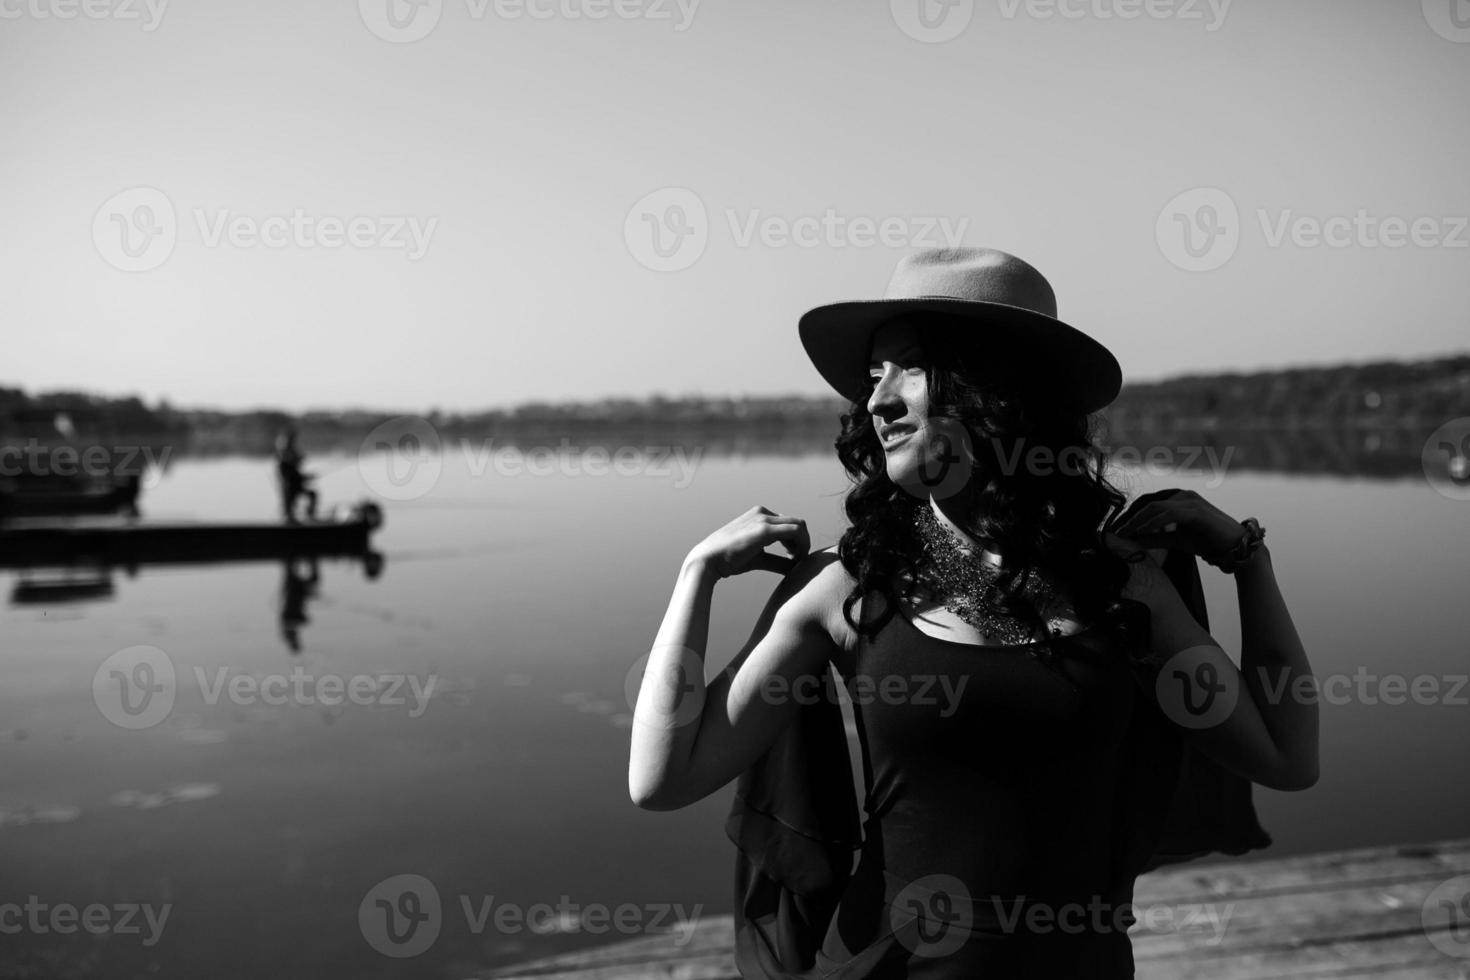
[278,550,385,653]
[9,564,117,606]
[1,497,387,655]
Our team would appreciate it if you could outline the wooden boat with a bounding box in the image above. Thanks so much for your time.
[0,502,382,568]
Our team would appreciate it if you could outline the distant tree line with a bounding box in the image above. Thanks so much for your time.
[1105,354,1470,431]
[0,387,187,441]
[3,354,1466,453]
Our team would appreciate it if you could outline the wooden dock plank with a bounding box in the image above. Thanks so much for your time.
[480,838,1470,980]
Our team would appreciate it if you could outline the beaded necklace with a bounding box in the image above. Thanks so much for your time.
[910,504,1061,646]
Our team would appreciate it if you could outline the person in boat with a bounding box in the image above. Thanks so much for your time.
[628,248,1320,977]
[115,469,143,517]
[275,425,318,523]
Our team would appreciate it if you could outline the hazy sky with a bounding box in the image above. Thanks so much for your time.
[2,0,1467,412]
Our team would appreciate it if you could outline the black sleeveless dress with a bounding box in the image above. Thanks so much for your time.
[725,547,1272,980]
[813,610,1139,976]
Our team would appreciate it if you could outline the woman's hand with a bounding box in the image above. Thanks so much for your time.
[685,506,811,578]
[1110,488,1245,562]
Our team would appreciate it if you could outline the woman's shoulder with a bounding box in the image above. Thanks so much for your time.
[781,546,857,610]
[777,547,860,654]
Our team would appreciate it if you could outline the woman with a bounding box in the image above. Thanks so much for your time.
[628,248,1319,977]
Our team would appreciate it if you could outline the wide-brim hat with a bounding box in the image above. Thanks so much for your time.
[798,247,1122,413]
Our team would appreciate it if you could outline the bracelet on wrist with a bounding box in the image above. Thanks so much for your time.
[1204,517,1266,574]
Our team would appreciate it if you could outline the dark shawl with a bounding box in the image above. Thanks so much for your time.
[724,497,1272,977]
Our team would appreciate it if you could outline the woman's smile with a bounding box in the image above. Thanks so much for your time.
[877,421,918,451]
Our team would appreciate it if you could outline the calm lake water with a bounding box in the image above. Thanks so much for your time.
[2,445,1468,978]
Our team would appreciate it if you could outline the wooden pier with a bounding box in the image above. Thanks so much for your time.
[483,837,1470,979]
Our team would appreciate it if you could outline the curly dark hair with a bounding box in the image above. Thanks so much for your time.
[835,315,1146,654]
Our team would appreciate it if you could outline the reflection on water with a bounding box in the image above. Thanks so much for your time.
[277,554,384,653]
[10,565,117,605]
[278,557,320,652]
[0,446,1467,979]
[1100,423,1447,479]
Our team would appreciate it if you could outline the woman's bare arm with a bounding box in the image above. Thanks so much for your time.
[1113,536,1320,791]
[628,507,850,811]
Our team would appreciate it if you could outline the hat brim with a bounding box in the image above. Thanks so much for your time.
[798,298,1122,414]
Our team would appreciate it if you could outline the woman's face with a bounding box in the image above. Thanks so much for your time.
[867,319,975,500]
[867,319,934,488]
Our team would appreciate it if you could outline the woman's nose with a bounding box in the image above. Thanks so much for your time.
[867,367,903,417]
